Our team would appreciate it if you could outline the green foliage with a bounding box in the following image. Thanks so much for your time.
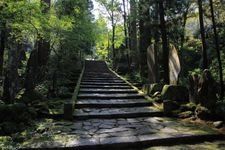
[210,52,225,81]
[94,16,109,60]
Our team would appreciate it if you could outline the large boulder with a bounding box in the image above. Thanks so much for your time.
[0,103,32,123]
[19,90,46,104]
[188,70,218,109]
[149,83,164,95]
[142,83,164,96]
[198,70,218,109]
[215,102,225,120]
[163,100,179,114]
[195,105,212,120]
[161,85,189,103]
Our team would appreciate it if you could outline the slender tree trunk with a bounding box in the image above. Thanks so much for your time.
[107,31,110,62]
[139,0,151,78]
[122,0,130,69]
[153,3,160,82]
[112,24,116,66]
[159,0,169,84]
[209,0,224,99]
[180,4,190,50]
[179,3,190,81]
[198,0,208,69]
[3,38,20,104]
[0,23,6,76]
[111,0,116,67]
[122,0,128,49]
[130,0,138,68]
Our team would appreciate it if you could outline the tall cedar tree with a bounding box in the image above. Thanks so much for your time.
[139,0,151,78]
[159,0,169,84]
[130,0,138,68]
[198,0,208,69]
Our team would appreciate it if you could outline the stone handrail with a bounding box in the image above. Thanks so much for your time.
[64,61,85,120]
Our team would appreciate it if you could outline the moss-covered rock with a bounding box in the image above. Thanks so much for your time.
[1,122,19,134]
[180,103,196,112]
[149,83,164,95]
[32,102,49,114]
[163,100,179,114]
[161,85,189,103]
[0,103,31,123]
[179,111,193,118]
[0,136,18,149]
[19,90,46,104]
[0,100,4,105]
[195,105,212,120]
[215,102,225,120]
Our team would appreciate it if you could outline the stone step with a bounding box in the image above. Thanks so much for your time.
[83,72,117,78]
[80,85,132,89]
[81,80,124,83]
[64,134,224,149]
[79,89,137,94]
[83,74,114,76]
[75,99,151,108]
[78,93,144,99]
[80,82,128,86]
[20,116,224,149]
[82,77,119,80]
[84,72,112,75]
[73,107,162,119]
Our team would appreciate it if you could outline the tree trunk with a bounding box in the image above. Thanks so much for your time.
[122,0,130,69]
[122,0,128,49]
[112,24,116,67]
[111,0,116,68]
[198,0,208,69]
[159,0,169,84]
[0,23,6,76]
[3,39,20,104]
[139,0,151,78]
[179,2,190,81]
[153,3,160,82]
[180,3,190,50]
[130,0,138,68]
[209,0,224,99]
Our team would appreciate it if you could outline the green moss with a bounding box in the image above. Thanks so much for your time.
[0,136,18,150]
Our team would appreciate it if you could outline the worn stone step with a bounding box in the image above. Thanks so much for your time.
[78,93,144,99]
[80,82,128,86]
[63,134,224,149]
[73,107,162,119]
[79,89,137,94]
[80,85,132,89]
[81,80,124,83]
[75,99,151,108]
[83,74,118,78]
[20,116,224,149]
[82,77,119,80]
[83,74,113,76]
[84,72,111,75]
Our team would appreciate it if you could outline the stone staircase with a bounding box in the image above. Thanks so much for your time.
[74,61,160,120]
[65,60,223,149]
